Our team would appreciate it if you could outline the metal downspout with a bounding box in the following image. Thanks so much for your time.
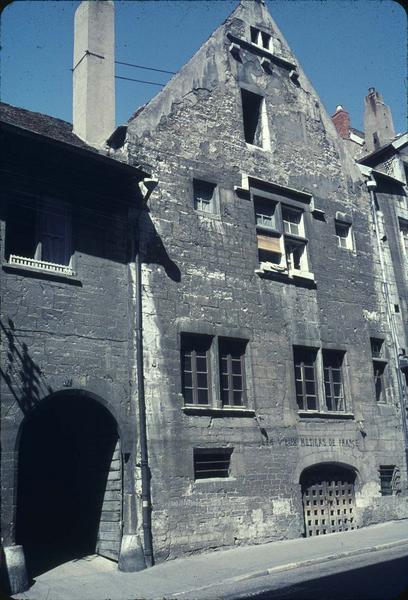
[367,178,408,471]
[134,228,154,567]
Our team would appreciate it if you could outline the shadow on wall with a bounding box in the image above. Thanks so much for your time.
[0,318,54,414]
[141,209,181,283]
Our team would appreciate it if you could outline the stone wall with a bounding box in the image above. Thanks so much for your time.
[125,0,408,561]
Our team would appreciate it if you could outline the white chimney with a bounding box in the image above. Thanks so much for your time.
[73,0,115,148]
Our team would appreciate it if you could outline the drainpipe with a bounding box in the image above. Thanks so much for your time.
[367,177,408,472]
[133,177,157,568]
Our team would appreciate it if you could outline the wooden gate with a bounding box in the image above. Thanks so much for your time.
[301,465,357,537]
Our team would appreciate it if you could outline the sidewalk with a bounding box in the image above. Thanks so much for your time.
[13,519,408,600]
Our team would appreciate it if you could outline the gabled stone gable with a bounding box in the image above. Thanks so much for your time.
[123,0,408,562]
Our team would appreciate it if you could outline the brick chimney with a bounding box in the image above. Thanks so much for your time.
[332,105,350,139]
[364,87,395,153]
[73,1,115,148]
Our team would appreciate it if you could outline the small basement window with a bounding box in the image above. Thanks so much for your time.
[193,180,216,214]
[379,465,400,496]
[241,89,269,149]
[193,448,233,480]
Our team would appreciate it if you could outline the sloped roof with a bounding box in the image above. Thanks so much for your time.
[0,101,98,153]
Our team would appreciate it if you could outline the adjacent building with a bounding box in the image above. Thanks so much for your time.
[1,0,407,594]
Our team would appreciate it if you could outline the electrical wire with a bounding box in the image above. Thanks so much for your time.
[115,60,176,75]
[115,75,165,87]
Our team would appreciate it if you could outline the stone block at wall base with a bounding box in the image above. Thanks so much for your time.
[118,534,146,572]
[1,545,29,595]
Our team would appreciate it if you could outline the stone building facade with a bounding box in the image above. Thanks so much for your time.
[120,0,408,561]
[1,0,408,594]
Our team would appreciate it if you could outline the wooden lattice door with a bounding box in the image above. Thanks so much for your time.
[301,465,357,537]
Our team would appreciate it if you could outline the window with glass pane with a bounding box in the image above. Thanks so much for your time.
[335,221,349,248]
[181,334,212,405]
[193,180,216,214]
[323,350,345,411]
[254,197,277,229]
[6,195,72,265]
[293,347,318,411]
[282,206,302,236]
[219,339,246,406]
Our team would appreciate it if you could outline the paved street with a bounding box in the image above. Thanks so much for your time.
[10,520,408,600]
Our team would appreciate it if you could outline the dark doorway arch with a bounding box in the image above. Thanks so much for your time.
[300,463,357,538]
[16,393,121,577]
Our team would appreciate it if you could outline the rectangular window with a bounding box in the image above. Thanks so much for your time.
[241,89,269,148]
[181,334,212,405]
[252,189,311,277]
[371,338,387,403]
[6,195,73,273]
[294,347,318,411]
[370,338,384,359]
[254,197,277,230]
[250,26,271,51]
[285,238,307,271]
[219,339,247,406]
[193,179,216,214]
[379,465,400,496]
[282,206,303,237]
[399,220,408,256]
[373,363,386,403]
[323,350,345,411]
[335,220,353,250]
[193,448,233,480]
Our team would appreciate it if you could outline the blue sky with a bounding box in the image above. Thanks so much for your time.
[1,0,406,134]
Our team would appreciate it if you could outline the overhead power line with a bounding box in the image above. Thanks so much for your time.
[115,60,176,75]
[115,75,165,87]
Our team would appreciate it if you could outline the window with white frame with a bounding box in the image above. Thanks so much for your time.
[252,187,311,278]
[335,219,353,250]
[250,26,272,51]
[5,194,73,275]
[193,179,217,214]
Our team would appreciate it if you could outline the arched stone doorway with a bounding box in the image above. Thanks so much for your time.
[16,392,122,577]
[300,464,357,537]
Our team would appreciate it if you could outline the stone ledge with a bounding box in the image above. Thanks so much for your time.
[2,263,83,286]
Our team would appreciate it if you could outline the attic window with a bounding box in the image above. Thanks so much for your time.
[193,448,233,480]
[250,26,271,51]
[240,89,269,149]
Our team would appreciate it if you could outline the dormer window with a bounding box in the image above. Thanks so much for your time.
[250,26,271,51]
